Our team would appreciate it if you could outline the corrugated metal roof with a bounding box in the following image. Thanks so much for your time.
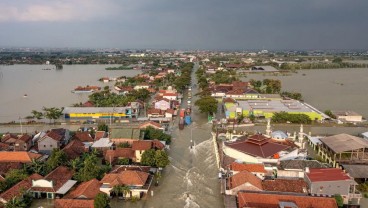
[342,165,368,179]
[63,107,130,114]
[320,133,368,153]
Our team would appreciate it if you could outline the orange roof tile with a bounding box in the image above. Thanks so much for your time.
[132,141,152,151]
[74,132,93,142]
[0,152,42,163]
[227,171,262,190]
[262,179,308,193]
[54,199,94,208]
[229,162,267,173]
[237,192,338,208]
[101,170,149,187]
[65,179,101,199]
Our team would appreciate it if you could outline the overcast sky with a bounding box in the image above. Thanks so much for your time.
[0,0,367,50]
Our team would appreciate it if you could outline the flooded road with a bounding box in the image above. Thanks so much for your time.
[131,62,223,208]
[31,63,223,208]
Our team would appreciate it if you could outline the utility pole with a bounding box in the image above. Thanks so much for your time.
[19,117,23,134]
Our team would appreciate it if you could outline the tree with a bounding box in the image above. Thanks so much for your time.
[117,142,131,148]
[334,194,343,208]
[111,185,123,198]
[143,126,171,144]
[42,107,64,123]
[47,149,67,170]
[324,110,336,119]
[195,96,218,115]
[25,159,48,176]
[155,150,170,168]
[94,193,110,208]
[4,169,28,189]
[31,110,43,120]
[121,185,131,199]
[75,154,101,182]
[141,149,156,166]
[97,123,109,132]
[117,158,130,165]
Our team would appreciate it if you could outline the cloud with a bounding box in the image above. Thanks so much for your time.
[0,0,119,22]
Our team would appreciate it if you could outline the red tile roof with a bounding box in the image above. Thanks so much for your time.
[237,192,338,208]
[74,132,94,142]
[132,140,153,151]
[82,101,94,107]
[229,162,267,173]
[31,166,73,193]
[54,199,94,208]
[0,152,42,163]
[139,121,162,129]
[18,134,32,142]
[225,135,289,158]
[101,170,149,187]
[104,148,135,163]
[227,171,262,190]
[147,108,164,115]
[45,131,63,141]
[163,93,178,97]
[94,131,106,141]
[262,179,308,193]
[0,173,43,202]
[65,179,101,199]
[62,139,86,160]
[165,109,175,114]
[306,168,351,182]
[0,162,23,175]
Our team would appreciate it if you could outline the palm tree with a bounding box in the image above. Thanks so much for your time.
[111,185,123,199]
[121,185,131,199]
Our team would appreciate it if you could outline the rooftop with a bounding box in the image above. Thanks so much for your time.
[110,127,142,140]
[237,191,338,208]
[65,178,101,199]
[228,162,267,173]
[235,99,317,113]
[342,164,368,179]
[320,133,368,153]
[306,168,352,182]
[63,107,132,114]
[101,170,149,187]
[0,152,42,163]
[225,135,290,158]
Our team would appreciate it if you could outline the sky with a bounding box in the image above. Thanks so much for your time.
[0,0,367,50]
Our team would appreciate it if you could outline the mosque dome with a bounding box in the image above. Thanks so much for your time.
[271,131,288,140]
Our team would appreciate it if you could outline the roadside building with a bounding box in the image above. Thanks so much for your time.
[305,168,361,205]
[318,133,368,167]
[237,191,338,208]
[63,106,140,121]
[331,110,363,123]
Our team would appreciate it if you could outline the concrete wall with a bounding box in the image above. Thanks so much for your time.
[38,137,59,154]
[222,145,259,163]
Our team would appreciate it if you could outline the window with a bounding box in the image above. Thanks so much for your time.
[50,145,53,147]
[44,145,46,147]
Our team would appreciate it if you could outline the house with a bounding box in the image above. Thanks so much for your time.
[223,134,290,164]
[305,168,361,205]
[331,111,363,123]
[226,171,263,195]
[62,139,87,160]
[277,160,329,179]
[1,133,18,150]
[226,170,307,196]
[0,173,43,204]
[317,134,368,167]
[165,109,175,120]
[100,170,153,198]
[94,131,107,141]
[91,138,113,152]
[132,140,164,163]
[237,191,338,208]
[74,132,94,148]
[38,131,63,154]
[110,127,143,144]
[133,83,150,90]
[162,93,178,101]
[54,179,102,208]
[0,151,41,175]
[138,121,163,130]
[228,162,267,179]
[147,108,165,118]
[31,166,77,199]
[154,98,171,111]
[104,148,135,165]
[114,86,134,95]
[14,134,33,151]
[63,106,140,120]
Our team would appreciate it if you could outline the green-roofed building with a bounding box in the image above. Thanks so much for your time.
[110,127,144,144]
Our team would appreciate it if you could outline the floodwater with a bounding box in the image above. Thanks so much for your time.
[243,68,368,118]
[30,63,223,208]
[0,65,141,123]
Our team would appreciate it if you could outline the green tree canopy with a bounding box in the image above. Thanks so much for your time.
[143,126,171,144]
[155,150,170,168]
[94,193,110,208]
[141,149,156,167]
[195,96,218,115]
[47,149,68,170]
[42,107,64,123]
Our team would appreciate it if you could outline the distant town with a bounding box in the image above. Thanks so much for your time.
[1,48,368,208]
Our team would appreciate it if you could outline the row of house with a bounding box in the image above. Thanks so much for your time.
[220,122,366,207]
